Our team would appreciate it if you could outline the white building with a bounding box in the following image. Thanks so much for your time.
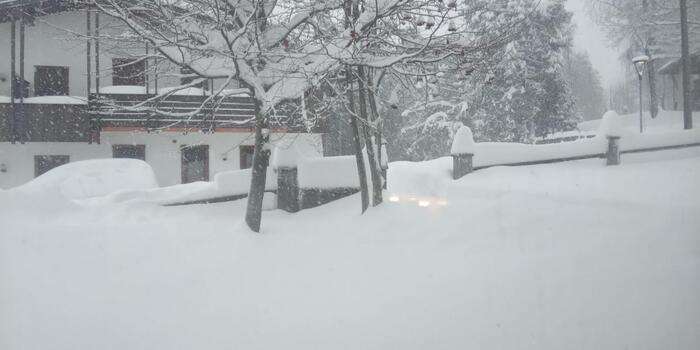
[0,0,324,189]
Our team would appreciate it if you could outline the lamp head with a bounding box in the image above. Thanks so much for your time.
[632,55,649,77]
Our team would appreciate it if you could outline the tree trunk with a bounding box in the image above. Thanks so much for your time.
[357,66,382,206]
[344,0,369,212]
[346,67,370,212]
[680,0,693,129]
[365,68,384,203]
[244,101,271,233]
[646,50,659,118]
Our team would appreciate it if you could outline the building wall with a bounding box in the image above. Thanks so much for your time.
[0,10,236,98]
[0,131,323,189]
[659,73,700,111]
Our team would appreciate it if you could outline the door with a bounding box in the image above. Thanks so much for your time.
[34,66,69,96]
[181,145,209,183]
[239,145,255,169]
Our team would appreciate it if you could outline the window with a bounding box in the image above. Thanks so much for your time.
[34,155,69,177]
[240,145,255,169]
[112,58,145,86]
[112,145,146,161]
[181,145,209,183]
[180,67,207,90]
[34,66,69,96]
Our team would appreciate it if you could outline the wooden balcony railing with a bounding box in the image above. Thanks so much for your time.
[89,93,258,129]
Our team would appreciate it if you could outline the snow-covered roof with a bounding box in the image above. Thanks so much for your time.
[657,52,700,75]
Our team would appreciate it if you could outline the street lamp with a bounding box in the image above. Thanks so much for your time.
[632,55,649,133]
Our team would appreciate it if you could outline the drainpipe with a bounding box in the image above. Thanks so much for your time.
[19,16,25,143]
[10,19,16,144]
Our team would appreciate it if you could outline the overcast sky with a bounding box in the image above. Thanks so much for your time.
[565,0,626,88]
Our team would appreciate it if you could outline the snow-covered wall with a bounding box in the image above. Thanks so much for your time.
[0,131,322,189]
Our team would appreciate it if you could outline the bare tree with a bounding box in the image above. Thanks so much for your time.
[91,0,529,231]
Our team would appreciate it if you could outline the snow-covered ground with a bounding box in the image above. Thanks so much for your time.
[1,148,699,349]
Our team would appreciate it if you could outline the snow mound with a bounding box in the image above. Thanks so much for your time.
[451,125,475,155]
[15,159,158,200]
[597,110,624,138]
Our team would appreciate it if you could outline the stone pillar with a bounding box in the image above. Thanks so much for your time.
[277,166,299,213]
[452,153,474,180]
[606,136,620,166]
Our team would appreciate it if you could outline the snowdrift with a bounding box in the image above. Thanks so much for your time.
[13,159,158,200]
[2,148,699,349]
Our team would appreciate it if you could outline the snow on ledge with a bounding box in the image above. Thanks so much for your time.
[0,96,87,105]
[597,111,624,138]
[272,145,300,169]
[473,138,606,168]
[100,85,148,95]
[451,125,475,155]
[298,156,359,189]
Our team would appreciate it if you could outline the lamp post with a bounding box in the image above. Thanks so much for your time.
[632,55,649,133]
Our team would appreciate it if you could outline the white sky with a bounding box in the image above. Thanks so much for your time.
[565,0,626,87]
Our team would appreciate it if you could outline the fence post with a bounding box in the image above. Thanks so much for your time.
[277,166,299,212]
[452,153,474,180]
[606,136,621,166]
[451,125,475,180]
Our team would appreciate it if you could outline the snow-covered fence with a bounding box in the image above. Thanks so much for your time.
[154,151,361,209]
[451,112,700,179]
[295,156,360,210]
[162,169,277,206]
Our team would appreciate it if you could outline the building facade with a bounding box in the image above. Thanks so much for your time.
[0,1,324,189]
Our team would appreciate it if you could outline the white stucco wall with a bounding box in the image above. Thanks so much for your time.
[0,131,323,189]
[0,10,237,98]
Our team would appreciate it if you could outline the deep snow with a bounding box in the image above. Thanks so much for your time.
[1,148,699,349]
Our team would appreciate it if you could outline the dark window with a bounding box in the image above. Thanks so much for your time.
[34,66,69,96]
[240,145,255,169]
[34,155,69,177]
[112,58,145,86]
[12,75,30,98]
[112,145,146,160]
[180,67,207,90]
[181,145,209,183]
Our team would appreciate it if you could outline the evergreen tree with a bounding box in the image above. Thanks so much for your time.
[467,0,579,142]
[564,51,607,121]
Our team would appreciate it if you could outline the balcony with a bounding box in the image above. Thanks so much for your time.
[1,87,313,142]
[89,87,258,130]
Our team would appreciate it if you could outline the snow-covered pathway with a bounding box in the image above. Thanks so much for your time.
[1,149,699,349]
